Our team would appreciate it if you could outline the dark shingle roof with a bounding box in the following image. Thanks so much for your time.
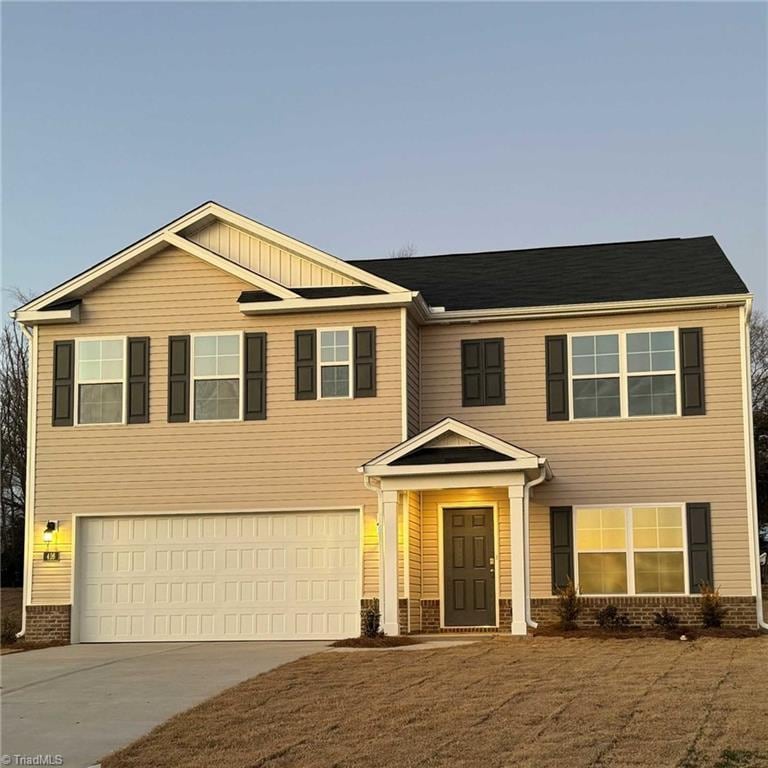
[238,286,385,303]
[390,446,511,466]
[349,236,748,311]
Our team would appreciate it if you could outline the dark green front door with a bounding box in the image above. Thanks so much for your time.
[443,508,496,627]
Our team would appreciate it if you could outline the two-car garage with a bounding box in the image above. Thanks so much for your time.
[75,511,362,642]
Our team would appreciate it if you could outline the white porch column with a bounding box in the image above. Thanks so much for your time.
[508,482,528,635]
[380,489,400,635]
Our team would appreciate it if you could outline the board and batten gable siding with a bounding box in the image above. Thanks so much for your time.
[419,306,752,598]
[31,248,404,605]
[187,219,358,288]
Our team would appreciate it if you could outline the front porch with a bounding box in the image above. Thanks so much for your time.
[361,418,552,636]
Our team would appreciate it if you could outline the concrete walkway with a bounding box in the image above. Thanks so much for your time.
[1,641,325,768]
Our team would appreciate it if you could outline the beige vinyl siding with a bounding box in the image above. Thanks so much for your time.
[407,491,422,630]
[32,247,402,604]
[188,220,357,288]
[420,306,752,597]
[420,488,511,601]
[406,315,421,437]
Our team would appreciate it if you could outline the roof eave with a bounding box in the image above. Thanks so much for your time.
[424,293,753,324]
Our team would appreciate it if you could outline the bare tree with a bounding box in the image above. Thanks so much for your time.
[1,290,30,586]
[388,243,417,259]
[751,309,768,525]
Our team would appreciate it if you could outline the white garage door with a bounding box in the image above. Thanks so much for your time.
[77,511,361,642]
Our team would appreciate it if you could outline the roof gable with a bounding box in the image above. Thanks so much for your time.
[362,417,547,474]
[14,201,407,318]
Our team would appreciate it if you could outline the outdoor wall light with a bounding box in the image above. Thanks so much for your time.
[42,520,57,543]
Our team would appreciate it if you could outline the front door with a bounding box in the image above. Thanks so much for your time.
[443,507,496,627]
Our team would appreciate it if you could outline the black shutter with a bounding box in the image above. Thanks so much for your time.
[167,335,190,422]
[52,340,75,426]
[354,327,376,398]
[461,340,483,406]
[686,502,713,592]
[461,338,505,407]
[483,339,505,406]
[680,327,705,416]
[295,330,316,400]
[244,332,267,420]
[127,337,150,424]
[550,506,574,593]
[545,335,569,421]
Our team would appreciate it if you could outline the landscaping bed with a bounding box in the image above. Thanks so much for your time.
[330,635,422,648]
[531,624,763,641]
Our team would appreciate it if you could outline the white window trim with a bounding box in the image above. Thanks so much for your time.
[189,331,245,423]
[73,336,128,427]
[567,327,681,421]
[573,503,689,597]
[317,326,353,400]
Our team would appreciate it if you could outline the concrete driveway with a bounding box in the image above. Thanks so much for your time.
[1,641,325,768]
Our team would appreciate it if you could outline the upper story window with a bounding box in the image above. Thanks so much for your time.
[77,339,125,424]
[574,505,686,596]
[319,329,351,398]
[570,329,679,420]
[192,334,241,420]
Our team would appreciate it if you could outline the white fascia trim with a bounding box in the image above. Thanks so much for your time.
[174,203,409,295]
[367,458,540,477]
[13,305,80,325]
[238,291,417,315]
[424,293,753,324]
[361,416,541,468]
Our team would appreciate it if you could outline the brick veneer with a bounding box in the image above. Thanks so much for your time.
[530,596,758,629]
[360,598,410,635]
[25,605,71,643]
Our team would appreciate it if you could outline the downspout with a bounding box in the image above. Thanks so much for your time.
[15,321,35,639]
[363,474,384,618]
[741,301,768,630]
[523,462,548,629]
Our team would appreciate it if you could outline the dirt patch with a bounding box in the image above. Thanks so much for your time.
[101,635,768,768]
[331,635,422,648]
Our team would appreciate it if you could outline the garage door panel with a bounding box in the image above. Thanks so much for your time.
[77,511,360,642]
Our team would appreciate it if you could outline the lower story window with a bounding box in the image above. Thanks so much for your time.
[574,505,686,595]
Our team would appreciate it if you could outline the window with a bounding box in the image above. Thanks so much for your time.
[632,506,685,593]
[570,329,679,419]
[571,334,620,418]
[77,339,125,424]
[192,334,241,420]
[574,505,687,595]
[575,507,627,593]
[626,331,676,416]
[319,329,351,398]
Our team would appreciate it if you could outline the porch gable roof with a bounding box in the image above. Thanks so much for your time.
[360,418,551,479]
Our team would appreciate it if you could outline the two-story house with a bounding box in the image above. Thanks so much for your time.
[11,202,763,643]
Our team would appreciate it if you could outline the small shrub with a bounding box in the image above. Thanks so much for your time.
[362,601,382,638]
[1,614,18,645]
[555,578,581,630]
[653,608,681,631]
[595,604,630,630]
[700,583,728,628]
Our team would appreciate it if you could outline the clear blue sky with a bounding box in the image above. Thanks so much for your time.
[2,2,766,310]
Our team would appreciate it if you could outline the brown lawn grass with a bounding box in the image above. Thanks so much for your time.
[102,635,768,768]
